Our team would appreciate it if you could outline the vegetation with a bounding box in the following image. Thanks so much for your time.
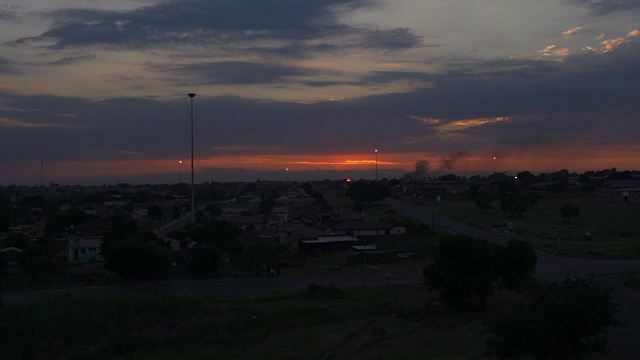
[423,236,537,310]
[102,230,173,281]
[487,275,620,360]
[560,202,581,224]
[0,286,491,360]
[429,194,640,258]
[346,180,390,205]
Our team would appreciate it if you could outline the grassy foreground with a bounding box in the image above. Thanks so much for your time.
[419,193,640,258]
[1,285,491,360]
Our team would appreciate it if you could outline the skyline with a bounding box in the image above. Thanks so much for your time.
[1,1,639,185]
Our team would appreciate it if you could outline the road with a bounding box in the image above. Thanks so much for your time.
[384,197,640,359]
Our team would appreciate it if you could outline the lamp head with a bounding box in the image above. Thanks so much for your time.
[188,93,196,98]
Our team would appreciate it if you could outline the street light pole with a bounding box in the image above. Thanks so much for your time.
[375,149,378,180]
[188,93,196,220]
[179,160,182,183]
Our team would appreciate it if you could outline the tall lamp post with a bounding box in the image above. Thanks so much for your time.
[179,160,182,183]
[188,93,196,220]
[375,149,378,180]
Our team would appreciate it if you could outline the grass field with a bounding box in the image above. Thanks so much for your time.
[0,285,494,360]
[413,192,640,258]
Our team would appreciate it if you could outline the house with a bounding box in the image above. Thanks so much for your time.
[299,235,359,254]
[213,215,264,231]
[277,223,326,252]
[68,236,104,263]
[330,220,394,237]
[0,247,25,275]
[613,187,640,204]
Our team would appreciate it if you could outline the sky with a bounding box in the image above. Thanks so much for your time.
[1,0,639,185]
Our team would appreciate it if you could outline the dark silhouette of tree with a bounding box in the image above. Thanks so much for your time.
[487,275,620,360]
[238,242,279,275]
[475,192,493,213]
[497,240,537,292]
[468,183,481,201]
[515,171,535,187]
[194,210,208,224]
[526,192,541,208]
[560,203,580,223]
[186,246,222,277]
[439,174,458,181]
[424,236,537,310]
[346,180,390,204]
[103,230,173,281]
[147,205,163,222]
[500,193,528,217]
[423,236,498,310]
[191,220,242,255]
[205,203,223,216]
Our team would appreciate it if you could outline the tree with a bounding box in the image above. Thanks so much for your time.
[23,245,56,279]
[487,275,620,360]
[205,203,223,216]
[346,180,390,204]
[423,236,498,310]
[103,230,173,281]
[526,192,541,208]
[475,192,493,213]
[147,205,164,222]
[497,239,537,291]
[191,220,242,255]
[194,210,208,224]
[185,246,222,277]
[439,174,458,181]
[500,193,528,217]
[560,203,580,224]
[238,242,279,275]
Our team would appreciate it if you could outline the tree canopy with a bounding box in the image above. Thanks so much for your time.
[560,203,580,223]
[487,275,620,360]
[424,236,537,310]
[346,180,390,204]
[102,230,173,281]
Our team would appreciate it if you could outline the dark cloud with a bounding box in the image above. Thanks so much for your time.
[14,0,421,56]
[570,0,640,15]
[360,28,422,51]
[154,61,321,85]
[49,54,96,66]
[0,57,19,74]
[2,41,639,168]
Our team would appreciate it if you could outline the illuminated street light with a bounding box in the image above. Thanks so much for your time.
[188,93,196,220]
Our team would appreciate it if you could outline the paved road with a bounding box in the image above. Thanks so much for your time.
[384,198,640,359]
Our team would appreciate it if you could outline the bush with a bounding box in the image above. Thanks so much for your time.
[487,275,620,360]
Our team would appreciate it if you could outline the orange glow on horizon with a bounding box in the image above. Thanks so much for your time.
[8,145,639,184]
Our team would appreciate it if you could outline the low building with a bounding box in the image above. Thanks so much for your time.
[299,235,359,254]
[68,236,104,263]
[330,220,394,237]
[613,187,640,204]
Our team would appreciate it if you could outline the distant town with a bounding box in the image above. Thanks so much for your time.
[1,167,639,284]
